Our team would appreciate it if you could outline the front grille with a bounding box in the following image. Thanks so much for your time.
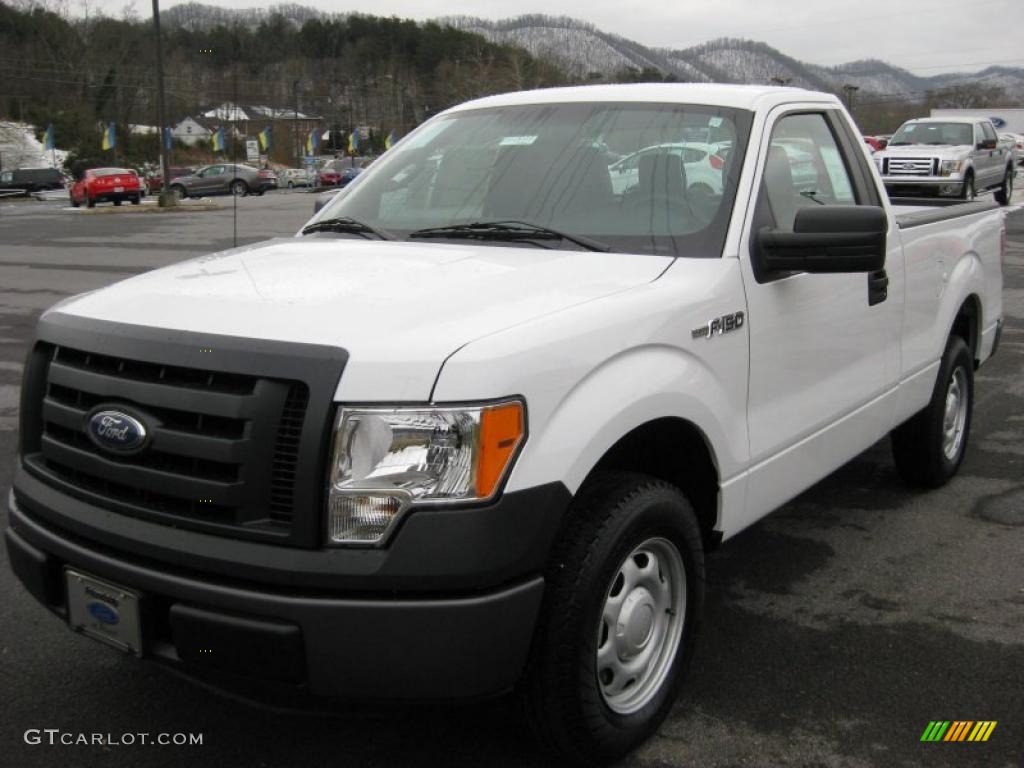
[884,157,937,177]
[24,343,312,542]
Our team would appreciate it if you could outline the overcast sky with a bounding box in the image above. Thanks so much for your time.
[157,0,1022,75]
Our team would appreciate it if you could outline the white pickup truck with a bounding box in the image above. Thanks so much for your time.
[6,85,1005,765]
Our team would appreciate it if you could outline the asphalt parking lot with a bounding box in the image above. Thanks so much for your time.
[1,187,1022,768]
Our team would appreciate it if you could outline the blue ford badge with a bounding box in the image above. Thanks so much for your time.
[87,601,120,625]
[87,409,148,453]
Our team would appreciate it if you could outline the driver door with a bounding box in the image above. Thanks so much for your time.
[737,107,902,528]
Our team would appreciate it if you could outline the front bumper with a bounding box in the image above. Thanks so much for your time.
[6,474,569,699]
[882,176,966,198]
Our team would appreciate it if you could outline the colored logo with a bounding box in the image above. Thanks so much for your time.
[86,409,149,453]
[988,117,1007,129]
[86,601,120,625]
[921,721,997,742]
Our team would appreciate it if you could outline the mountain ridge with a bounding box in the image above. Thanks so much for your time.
[161,4,1024,101]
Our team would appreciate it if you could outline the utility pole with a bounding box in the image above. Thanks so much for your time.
[152,0,174,206]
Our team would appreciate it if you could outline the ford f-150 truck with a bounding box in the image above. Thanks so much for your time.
[874,116,1015,204]
[5,84,1005,765]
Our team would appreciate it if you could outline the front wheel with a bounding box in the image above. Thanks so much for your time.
[891,335,973,488]
[994,168,1013,206]
[960,173,976,201]
[523,472,704,766]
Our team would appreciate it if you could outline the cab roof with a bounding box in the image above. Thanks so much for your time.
[445,83,840,115]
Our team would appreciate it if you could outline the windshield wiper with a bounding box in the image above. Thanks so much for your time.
[301,216,395,240]
[408,220,611,252]
[799,190,827,205]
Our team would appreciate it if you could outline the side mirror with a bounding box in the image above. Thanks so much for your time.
[978,139,997,150]
[755,206,887,274]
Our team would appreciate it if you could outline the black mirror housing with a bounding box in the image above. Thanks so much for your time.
[756,205,887,274]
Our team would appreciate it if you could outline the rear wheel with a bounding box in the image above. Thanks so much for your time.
[523,472,704,766]
[170,185,186,201]
[113,198,122,206]
[130,194,141,205]
[86,196,95,208]
[230,179,248,197]
[70,194,79,208]
[994,167,1013,206]
[287,181,294,189]
[891,335,973,488]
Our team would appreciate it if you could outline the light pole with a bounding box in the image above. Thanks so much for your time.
[293,79,301,169]
[152,0,174,206]
[842,84,860,117]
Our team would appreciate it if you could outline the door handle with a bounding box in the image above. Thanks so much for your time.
[868,269,888,306]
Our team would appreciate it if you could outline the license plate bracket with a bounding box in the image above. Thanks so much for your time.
[65,569,142,655]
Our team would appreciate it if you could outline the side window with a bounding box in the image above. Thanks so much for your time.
[980,123,997,144]
[760,113,857,232]
[0,171,12,183]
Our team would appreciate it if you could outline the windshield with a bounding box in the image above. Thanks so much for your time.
[93,168,134,177]
[889,122,973,146]
[315,102,752,257]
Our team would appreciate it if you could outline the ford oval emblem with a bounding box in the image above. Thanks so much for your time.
[86,409,148,453]
[87,601,120,625]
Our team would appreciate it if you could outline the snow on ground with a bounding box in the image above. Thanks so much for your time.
[0,121,68,171]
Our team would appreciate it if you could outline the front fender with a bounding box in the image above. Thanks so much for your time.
[512,344,746,497]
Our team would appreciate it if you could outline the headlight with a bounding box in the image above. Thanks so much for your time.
[327,401,525,545]
[939,159,963,176]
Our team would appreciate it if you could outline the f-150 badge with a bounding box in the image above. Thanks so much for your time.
[692,311,745,340]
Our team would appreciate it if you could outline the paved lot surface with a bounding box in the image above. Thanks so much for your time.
[1,187,1022,767]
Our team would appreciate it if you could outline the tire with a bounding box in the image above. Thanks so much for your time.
[70,195,79,208]
[891,335,973,489]
[287,181,294,189]
[86,196,95,208]
[170,185,186,201]
[113,198,122,206]
[130,195,141,205]
[230,179,248,197]
[523,472,704,766]
[960,173,975,201]
[994,167,1013,206]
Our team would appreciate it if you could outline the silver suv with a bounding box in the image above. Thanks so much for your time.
[874,117,1015,205]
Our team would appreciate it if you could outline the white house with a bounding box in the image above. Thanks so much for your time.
[171,117,212,147]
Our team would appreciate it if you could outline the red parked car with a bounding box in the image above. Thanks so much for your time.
[863,135,887,152]
[70,168,143,208]
[144,166,195,195]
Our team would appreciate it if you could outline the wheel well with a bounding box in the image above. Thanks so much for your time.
[589,418,720,548]
[951,295,980,365]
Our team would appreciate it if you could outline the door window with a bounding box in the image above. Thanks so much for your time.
[980,123,997,144]
[760,113,857,232]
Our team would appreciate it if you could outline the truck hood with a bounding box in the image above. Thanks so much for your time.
[53,237,670,400]
[879,144,969,160]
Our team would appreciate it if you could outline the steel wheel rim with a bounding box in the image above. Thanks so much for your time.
[596,536,686,715]
[942,366,968,461]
